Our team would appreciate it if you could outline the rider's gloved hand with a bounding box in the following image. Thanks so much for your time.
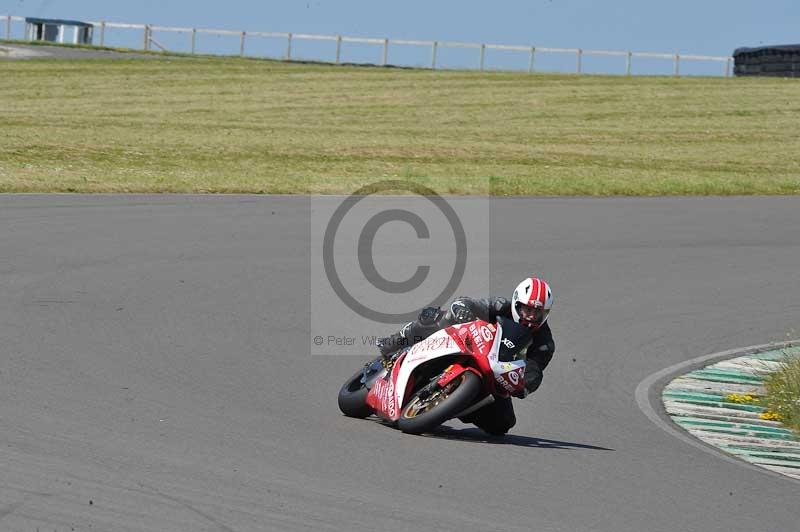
[523,361,544,396]
[448,300,475,323]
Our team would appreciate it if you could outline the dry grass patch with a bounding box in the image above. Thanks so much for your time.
[2,55,800,194]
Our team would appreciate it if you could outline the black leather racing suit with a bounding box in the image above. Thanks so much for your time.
[377,296,555,435]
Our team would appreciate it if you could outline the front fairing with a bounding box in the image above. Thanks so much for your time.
[446,319,529,397]
[486,318,529,397]
[367,328,464,421]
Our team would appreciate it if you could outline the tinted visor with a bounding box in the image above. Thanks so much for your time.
[516,302,548,327]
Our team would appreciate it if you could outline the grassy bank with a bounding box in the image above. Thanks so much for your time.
[2,52,800,194]
[763,356,800,434]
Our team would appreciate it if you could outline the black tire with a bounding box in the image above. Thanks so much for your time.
[397,371,481,435]
[337,359,382,418]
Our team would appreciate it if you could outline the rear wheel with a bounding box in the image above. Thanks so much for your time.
[337,358,383,418]
[397,371,481,435]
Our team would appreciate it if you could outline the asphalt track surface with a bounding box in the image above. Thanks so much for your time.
[0,195,798,532]
[0,43,165,60]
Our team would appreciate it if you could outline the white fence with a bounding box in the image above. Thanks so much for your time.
[2,15,734,77]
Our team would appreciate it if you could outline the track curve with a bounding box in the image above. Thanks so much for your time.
[0,195,798,532]
[636,341,800,483]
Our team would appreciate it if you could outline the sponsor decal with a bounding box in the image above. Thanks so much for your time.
[372,378,386,399]
[486,323,496,333]
[497,368,523,391]
[501,338,515,349]
[468,323,485,351]
[378,379,395,417]
[466,323,494,353]
[411,335,457,354]
[386,384,396,417]
[372,378,396,417]
[495,373,515,393]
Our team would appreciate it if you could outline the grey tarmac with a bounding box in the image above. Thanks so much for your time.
[0,43,168,60]
[0,195,798,532]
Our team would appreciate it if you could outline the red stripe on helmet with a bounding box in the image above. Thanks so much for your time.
[530,277,548,306]
[538,280,549,305]
[530,278,540,305]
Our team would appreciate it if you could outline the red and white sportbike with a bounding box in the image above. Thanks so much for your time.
[337,316,529,434]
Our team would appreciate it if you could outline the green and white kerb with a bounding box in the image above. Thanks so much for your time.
[663,346,800,480]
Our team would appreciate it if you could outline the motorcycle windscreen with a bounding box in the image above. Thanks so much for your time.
[496,316,533,362]
[487,320,528,395]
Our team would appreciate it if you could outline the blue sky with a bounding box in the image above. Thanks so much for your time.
[5,1,799,74]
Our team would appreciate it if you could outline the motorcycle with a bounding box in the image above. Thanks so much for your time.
[337,316,530,435]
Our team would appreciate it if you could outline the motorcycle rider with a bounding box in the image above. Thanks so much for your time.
[376,276,555,436]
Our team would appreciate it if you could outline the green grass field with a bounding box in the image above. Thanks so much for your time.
[2,51,800,194]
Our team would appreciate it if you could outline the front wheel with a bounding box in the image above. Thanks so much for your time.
[397,371,481,435]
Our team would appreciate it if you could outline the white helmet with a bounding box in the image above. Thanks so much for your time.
[511,277,553,330]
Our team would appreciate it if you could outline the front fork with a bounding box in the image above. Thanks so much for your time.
[434,359,493,417]
[436,359,481,388]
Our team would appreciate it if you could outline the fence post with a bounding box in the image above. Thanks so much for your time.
[286,33,292,60]
[577,48,582,74]
[6,15,12,39]
[528,46,536,73]
[480,44,485,71]
[382,38,389,66]
[240,31,246,57]
[335,35,342,64]
[431,41,438,69]
[674,53,680,77]
[191,28,196,54]
[626,51,632,76]
[143,25,150,51]
[725,57,732,77]
[99,21,105,46]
